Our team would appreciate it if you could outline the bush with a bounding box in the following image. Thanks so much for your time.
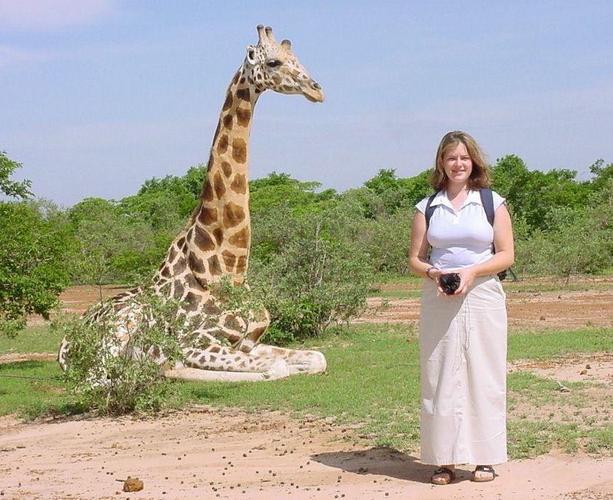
[55,293,185,415]
[314,194,412,275]
[250,210,374,344]
[68,198,161,287]
[0,201,72,336]
[514,185,612,278]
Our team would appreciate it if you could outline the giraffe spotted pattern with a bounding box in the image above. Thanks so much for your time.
[58,25,326,382]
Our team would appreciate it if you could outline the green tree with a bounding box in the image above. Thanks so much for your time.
[0,151,32,199]
[587,159,613,192]
[515,183,612,278]
[250,209,373,343]
[0,201,72,335]
[491,155,590,232]
[69,198,157,289]
[250,172,337,215]
[0,152,71,335]
[364,169,431,216]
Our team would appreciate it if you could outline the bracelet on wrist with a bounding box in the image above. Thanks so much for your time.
[425,266,436,279]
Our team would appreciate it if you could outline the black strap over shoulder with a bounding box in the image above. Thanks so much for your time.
[425,189,495,229]
[479,188,495,227]
[424,192,438,229]
[422,188,512,280]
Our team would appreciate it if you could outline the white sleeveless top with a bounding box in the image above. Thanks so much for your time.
[415,189,505,270]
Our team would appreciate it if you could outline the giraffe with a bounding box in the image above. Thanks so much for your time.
[58,25,327,382]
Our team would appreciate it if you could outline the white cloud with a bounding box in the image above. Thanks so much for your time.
[0,0,115,31]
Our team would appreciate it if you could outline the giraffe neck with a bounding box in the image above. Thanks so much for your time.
[155,66,260,291]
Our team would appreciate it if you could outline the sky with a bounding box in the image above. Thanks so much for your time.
[1,0,612,207]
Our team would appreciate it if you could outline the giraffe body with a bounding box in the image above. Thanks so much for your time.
[58,26,326,382]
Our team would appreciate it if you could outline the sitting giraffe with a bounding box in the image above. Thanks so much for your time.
[58,25,327,382]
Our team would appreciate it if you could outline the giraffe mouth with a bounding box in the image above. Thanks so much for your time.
[303,87,325,103]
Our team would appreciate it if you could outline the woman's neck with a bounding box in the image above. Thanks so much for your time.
[446,182,469,200]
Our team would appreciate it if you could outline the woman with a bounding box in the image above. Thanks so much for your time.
[409,131,514,485]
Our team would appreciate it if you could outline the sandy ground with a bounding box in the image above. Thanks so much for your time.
[358,288,613,329]
[0,407,611,500]
[4,279,612,499]
[28,278,613,330]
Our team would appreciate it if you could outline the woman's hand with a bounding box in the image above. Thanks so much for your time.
[454,267,477,295]
[426,267,443,282]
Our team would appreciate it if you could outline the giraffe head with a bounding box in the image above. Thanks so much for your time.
[243,25,324,103]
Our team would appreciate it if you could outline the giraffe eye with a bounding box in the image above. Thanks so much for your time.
[266,59,282,68]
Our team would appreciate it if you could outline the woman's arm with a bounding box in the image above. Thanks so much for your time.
[409,211,443,282]
[454,203,515,294]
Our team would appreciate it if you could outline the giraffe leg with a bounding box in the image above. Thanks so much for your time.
[170,344,290,381]
[58,337,70,371]
[233,306,270,353]
[250,344,327,375]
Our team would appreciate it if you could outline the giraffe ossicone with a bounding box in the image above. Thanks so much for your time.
[58,25,327,382]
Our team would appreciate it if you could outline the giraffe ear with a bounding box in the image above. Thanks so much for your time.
[246,45,257,64]
[281,39,292,51]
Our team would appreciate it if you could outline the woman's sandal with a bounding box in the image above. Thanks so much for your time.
[431,467,456,485]
[472,465,496,482]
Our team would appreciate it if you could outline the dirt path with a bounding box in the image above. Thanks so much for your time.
[8,279,612,498]
[0,407,611,499]
[357,286,613,329]
[27,279,613,330]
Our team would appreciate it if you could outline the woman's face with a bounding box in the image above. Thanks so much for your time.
[442,142,473,187]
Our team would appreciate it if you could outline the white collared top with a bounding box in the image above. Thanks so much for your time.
[415,189,505,270]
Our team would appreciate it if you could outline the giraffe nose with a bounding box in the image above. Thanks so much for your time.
[312,81,321,90]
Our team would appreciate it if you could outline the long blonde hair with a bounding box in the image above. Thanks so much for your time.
[430,130,491,190]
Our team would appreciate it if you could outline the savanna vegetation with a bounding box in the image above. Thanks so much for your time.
[1,323,611,458]
[1,150,611,457]
[1,150,611,339]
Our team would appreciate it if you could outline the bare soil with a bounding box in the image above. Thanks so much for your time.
[358,277,613,329]
[5,277,612,499]
[1,407,611,499]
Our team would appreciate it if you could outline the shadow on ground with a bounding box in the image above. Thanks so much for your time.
[312,446,476,484]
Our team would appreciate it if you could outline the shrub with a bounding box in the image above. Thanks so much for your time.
[250,211,374,344]
[514,185,612,278]
[0,201,72,336]
[55,293,185,415]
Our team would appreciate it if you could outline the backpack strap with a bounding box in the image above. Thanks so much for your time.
[480,188,511,280]
[424,192,438,229]
[427,189,496,227]
[480,188,495,227]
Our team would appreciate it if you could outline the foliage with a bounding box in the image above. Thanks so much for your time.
[249,171,337,216]
[120,171,200,230]
[250,209,374,343]
[0,151,32,199]
[364,169,431,216]
[514,184,612,279]
[68,198,159,287]
[491,155,590,232]
[0,200,72,336]
[66,166,205,285]
[55,293,185,415]
[332,194,412,274]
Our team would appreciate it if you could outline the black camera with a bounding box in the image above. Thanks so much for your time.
[439,273,461,295]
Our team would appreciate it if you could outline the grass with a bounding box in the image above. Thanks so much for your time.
[0,325,64,354]
[1,322,610,459]
[369,289,421,299]
[508,327,611,360]
[0,360,79,418]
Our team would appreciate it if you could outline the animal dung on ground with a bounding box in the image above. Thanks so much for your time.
[122,477,144,492]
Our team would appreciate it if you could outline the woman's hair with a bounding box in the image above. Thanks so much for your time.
[430,130,491,190]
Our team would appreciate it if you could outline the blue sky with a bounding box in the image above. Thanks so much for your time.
[1,0,612,206]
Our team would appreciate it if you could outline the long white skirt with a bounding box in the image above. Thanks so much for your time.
[419,275,508,466]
